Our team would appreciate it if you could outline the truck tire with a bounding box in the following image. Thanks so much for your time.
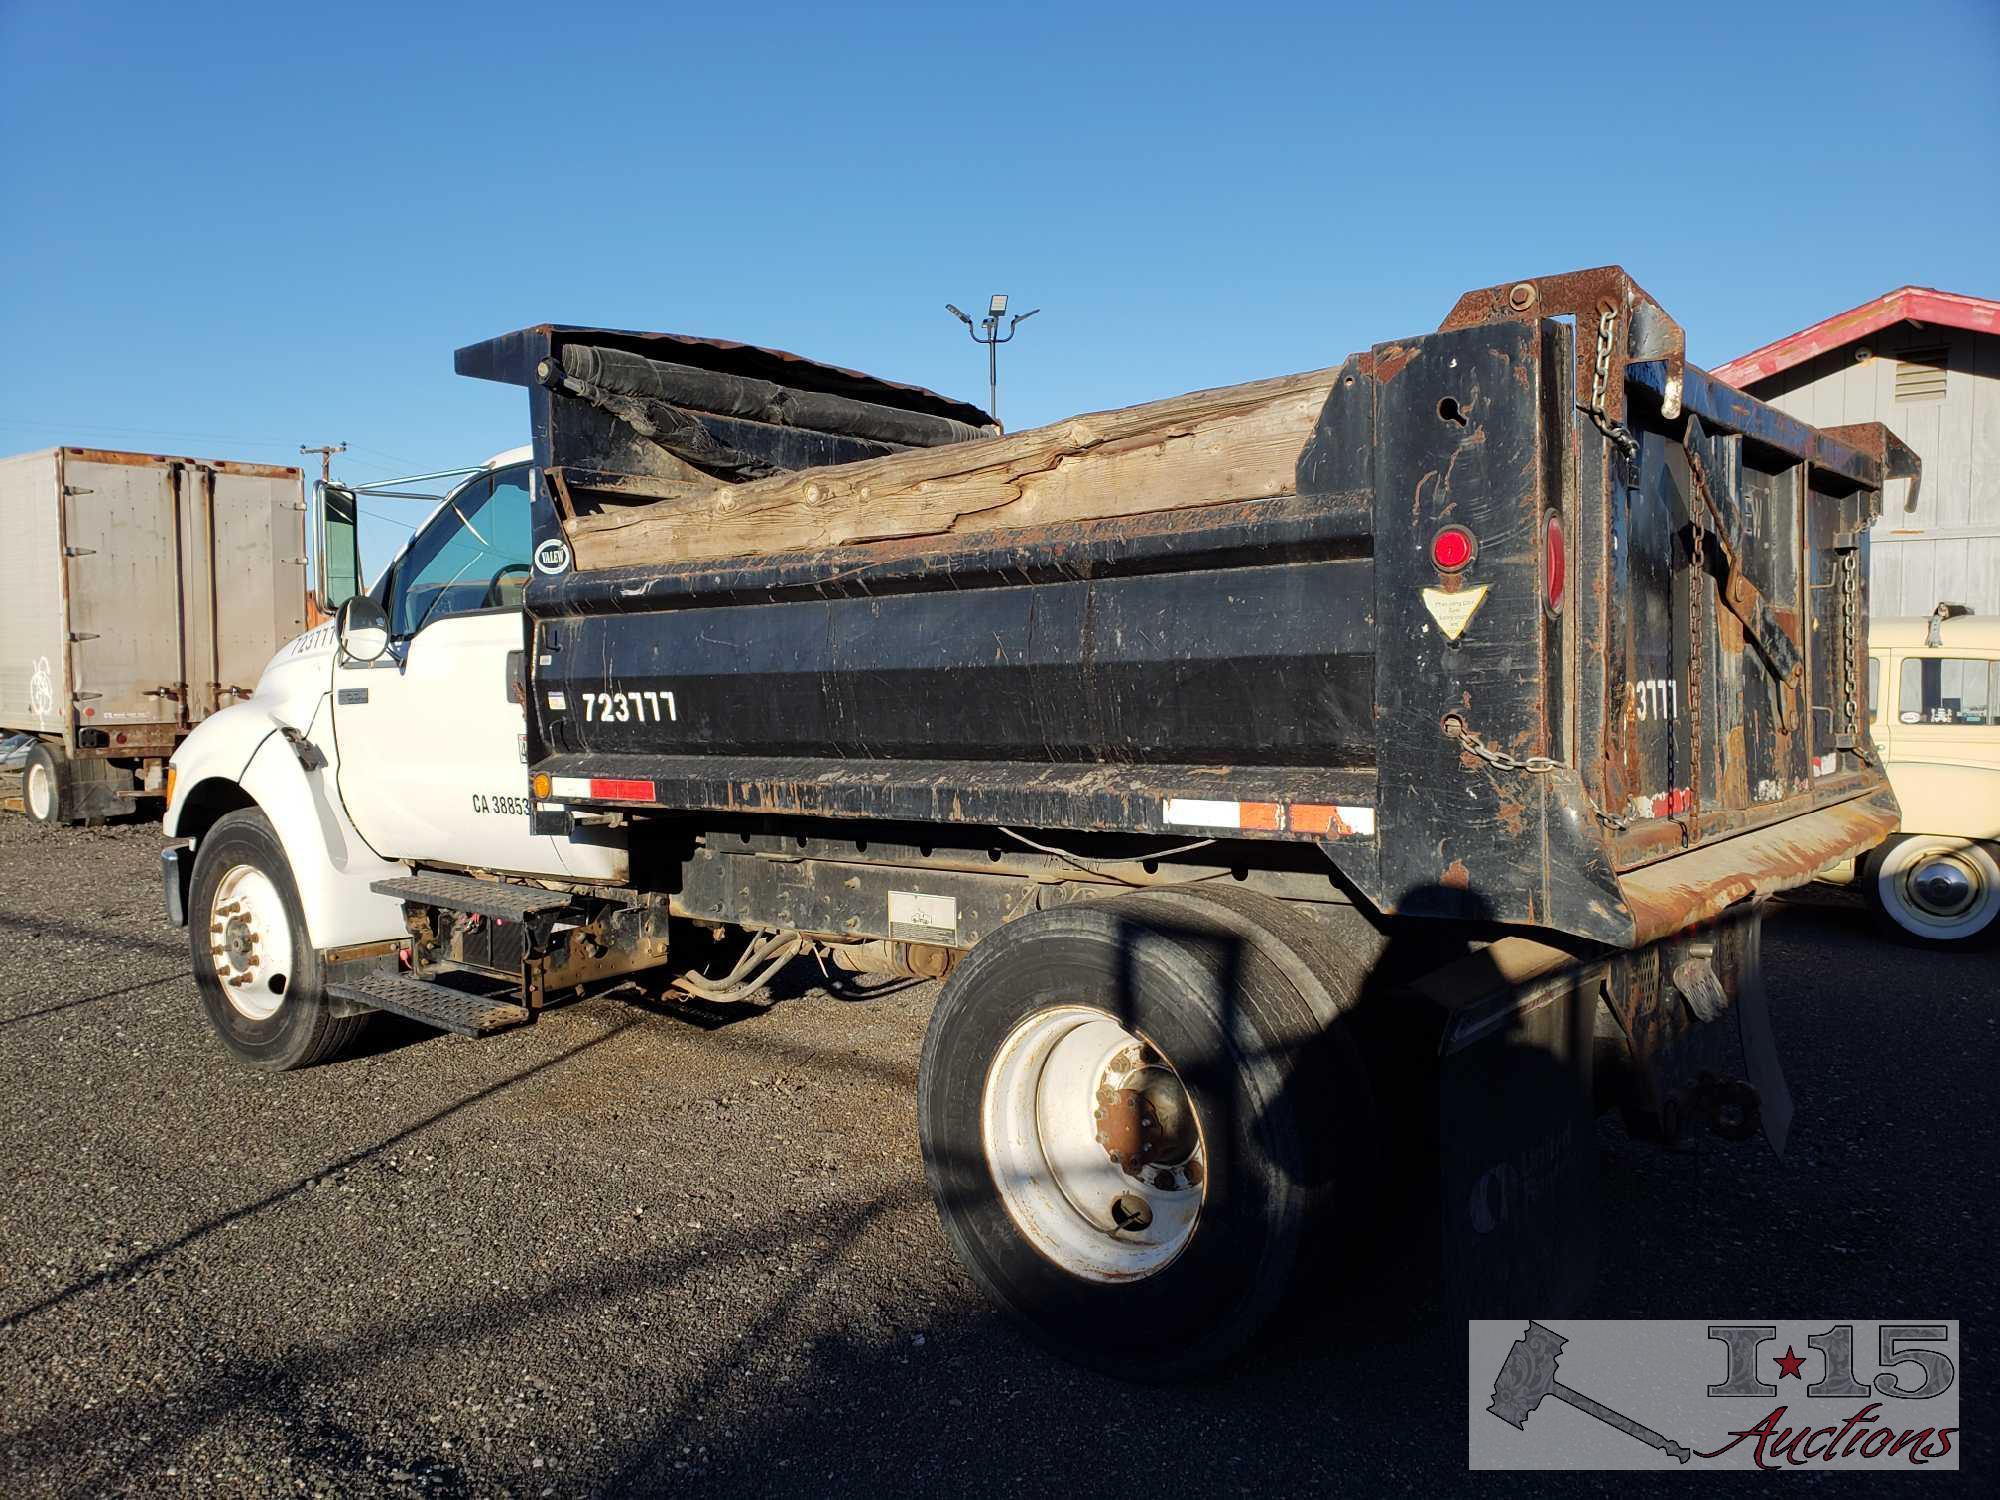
[22,742,70,826]
[1867,834,2000,948]
[189,808,370,1070]
[917,891,1375,1379]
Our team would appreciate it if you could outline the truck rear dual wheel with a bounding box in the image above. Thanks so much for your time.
[917,890,1376,1379]
[189,809,370,1070]
[1868,834,2000,948]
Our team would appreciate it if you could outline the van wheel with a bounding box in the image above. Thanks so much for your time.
[917,891,1375,1379]
[189,808,369,1069]
[1868,835,2000,948]
[23,743,69,826]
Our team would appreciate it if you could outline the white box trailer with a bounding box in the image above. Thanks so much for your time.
[0,447,307,823]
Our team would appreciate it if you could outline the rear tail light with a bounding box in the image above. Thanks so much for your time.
[1430,524,1476,573]
[1544,510,1566,615]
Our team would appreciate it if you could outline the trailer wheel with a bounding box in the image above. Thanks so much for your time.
[189,808,369,1070]
[22,743,69,826]
[918,892,1374,1378]
[1868,834,2000,948]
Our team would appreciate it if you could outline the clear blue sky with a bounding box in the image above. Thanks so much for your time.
[3,0,1996,571]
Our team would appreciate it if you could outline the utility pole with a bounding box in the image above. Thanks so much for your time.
[300,441,347,484]
[946,295,1039,425]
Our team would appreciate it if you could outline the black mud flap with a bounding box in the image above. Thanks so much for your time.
[1731,922,1793,1155]
[1418,908,1785,1318]
[1424,943,1602,1318]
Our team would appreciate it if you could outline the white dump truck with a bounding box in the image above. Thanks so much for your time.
[161,271,1916,1375]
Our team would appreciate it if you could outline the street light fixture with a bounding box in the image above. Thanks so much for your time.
[946,293,1039,426]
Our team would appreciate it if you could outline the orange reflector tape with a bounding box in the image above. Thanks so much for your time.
[1239,801,1284,831]
[1164,797,1376,837]
[1290,803,1377,837]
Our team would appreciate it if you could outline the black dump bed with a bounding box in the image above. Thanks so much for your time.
[458,267,1916,950]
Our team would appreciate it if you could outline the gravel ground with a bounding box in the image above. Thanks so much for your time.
[1,814,1993,1497]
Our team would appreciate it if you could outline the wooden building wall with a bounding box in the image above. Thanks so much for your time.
[1742,323,2000,619]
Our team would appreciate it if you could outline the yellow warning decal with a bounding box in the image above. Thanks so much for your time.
[1421,584,1490,641]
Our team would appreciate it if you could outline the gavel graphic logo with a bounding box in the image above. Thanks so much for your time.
[1489,1321,1692,1464]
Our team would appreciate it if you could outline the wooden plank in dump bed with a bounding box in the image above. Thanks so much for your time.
[559,365,1342,571]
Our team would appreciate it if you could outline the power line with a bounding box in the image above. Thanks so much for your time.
[0,416,303,448]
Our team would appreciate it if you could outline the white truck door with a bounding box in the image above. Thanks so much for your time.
[332,465,622,881]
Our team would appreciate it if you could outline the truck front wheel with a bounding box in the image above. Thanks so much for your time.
[917,893,1371,1378]
[189,809,369,1069]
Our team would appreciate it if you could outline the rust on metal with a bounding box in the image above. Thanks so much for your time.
[1372,342,1421,384]
[1620,789,1899,946]
[60,447,302,481]
[1820,422,1923,515]
[1436,265,1686,423]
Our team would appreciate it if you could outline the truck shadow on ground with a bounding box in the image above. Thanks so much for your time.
[0,969,182,1030]
[6,902,1986,1495]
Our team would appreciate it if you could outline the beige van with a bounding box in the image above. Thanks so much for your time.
[1844,606,2000,945]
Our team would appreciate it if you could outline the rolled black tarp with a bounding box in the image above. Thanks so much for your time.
[553,344,990,450]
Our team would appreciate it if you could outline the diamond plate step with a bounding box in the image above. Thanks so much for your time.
[326,971,531,1037]
[372,872,575,922]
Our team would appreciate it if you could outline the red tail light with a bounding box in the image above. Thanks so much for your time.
[1544,510,1566,615]
[1430,525,1476,573]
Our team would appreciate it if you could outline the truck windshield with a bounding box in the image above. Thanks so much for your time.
[389,467,534,637]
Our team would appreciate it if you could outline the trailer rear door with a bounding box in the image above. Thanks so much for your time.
[198,465,307,718]
[60,455,183,729]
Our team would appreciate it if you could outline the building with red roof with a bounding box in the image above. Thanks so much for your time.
[1716,288,1999,618]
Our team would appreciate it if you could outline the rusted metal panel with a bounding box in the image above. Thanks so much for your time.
[59,446,300,480]
[1620,787,1898,945]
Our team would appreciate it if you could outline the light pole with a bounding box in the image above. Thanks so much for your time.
[946,294,1039,425]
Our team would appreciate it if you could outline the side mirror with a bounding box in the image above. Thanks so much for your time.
[315,481,363,613]
[336,596,391,663]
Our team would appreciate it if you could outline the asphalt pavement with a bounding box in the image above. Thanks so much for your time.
[1,814,1993,1496]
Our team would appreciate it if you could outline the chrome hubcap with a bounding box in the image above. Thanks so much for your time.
[1908,856,1976,918]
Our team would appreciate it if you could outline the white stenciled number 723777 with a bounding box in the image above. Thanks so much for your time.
[581,689,678,723]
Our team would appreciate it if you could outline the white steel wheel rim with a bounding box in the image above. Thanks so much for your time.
[208,864,295,1021]
[1879,838,2000,941]
[981,1005,1207,1283]
[25,762,53,820]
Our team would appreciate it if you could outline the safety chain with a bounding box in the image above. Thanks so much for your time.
[1442,713,1634,829]
[1683,511,1707,849]
[1441,714,1561,774]
[1582,300,1639,457]
[1839,544,1872,764]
